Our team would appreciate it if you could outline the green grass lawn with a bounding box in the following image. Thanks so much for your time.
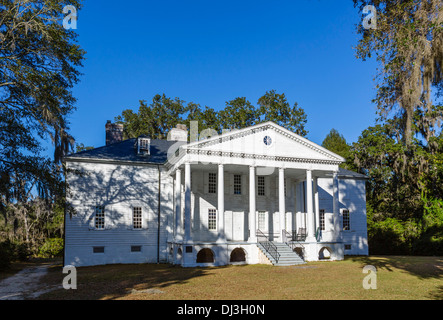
[35,256,443,300]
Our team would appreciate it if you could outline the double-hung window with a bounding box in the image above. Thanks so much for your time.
[234,174,242,195]
[208,209,217,230]
[320,209,325,231]
[95,206,105,230]
[133,207,142,229]
[257,176,265,196]
[208,173,217,194]
[342,209,350,231]
[258,211,266,230]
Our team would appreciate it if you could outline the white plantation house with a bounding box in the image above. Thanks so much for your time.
[64,121,369,267]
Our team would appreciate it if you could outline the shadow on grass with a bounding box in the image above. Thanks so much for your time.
[348,255,443,280]
[429,285,443,300]
[39,262,249,300]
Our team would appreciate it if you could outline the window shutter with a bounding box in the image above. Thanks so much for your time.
[229,174,234,195]
[242,174,247,195]
[143,207,149,230]
[126,205,133,230]
[275,176,279,197]
[224,172,229,195]
[88,205,95,230]
[104,205,111,230]
[203,172,209,194]
[265,176,270,197]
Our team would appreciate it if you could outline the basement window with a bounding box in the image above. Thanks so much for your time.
[93,246,105,254]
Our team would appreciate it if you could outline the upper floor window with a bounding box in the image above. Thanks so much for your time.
[208,173,217,194]
[257,176,265,196]
[234,174,242,195]
[95,206,105,230]
[343,209,350,231]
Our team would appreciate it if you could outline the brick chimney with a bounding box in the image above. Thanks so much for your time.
[105,120,124,146]
[167,124,188,142]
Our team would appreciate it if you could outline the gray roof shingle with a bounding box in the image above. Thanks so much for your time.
[338,167,368,179]
[65,138,178,164]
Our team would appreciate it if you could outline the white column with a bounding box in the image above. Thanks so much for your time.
[278,168,285,242]
[295,182,302,232]
[248,166,256,243]
[184,162,191,242]
[291,180,296,233]
[217,164,225,242]
[175,169,182,241]
[314,176,320,240]
[306,169,316,242]
[332,170,341,241]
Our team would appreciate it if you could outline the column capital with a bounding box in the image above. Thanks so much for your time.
[306,168,313,180]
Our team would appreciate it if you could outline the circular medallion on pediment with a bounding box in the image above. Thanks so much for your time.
[263,136,272,146]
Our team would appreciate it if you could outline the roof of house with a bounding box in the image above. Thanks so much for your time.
[337,167,368,179]
[65,138,178,165]
[65,137,367,179]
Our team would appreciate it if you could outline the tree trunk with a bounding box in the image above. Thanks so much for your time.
[404,107,414,147]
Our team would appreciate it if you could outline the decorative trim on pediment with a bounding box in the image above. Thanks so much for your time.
[165,147,342,171]
[165,122,345,171]
[185,148,342,165]
[188,123,341,161]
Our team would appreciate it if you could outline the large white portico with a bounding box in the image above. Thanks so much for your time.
[166,122,353,267]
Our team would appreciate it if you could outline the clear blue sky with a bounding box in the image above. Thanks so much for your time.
[69,0,379,149]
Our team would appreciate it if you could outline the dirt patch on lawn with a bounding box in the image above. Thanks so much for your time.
[0,262,61,300]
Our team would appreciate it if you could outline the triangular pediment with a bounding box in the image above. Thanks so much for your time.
[184,122,345,163]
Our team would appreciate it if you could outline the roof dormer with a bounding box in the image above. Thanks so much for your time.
[137,136,151,156]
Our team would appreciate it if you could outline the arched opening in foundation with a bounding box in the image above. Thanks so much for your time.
[319,247,332,260]
[196,248,215,263]
[230,248,246,262]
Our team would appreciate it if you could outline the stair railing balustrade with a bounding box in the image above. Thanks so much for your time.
[257,229,280,263]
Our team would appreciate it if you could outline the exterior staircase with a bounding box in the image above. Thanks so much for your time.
[257,241,306,266]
